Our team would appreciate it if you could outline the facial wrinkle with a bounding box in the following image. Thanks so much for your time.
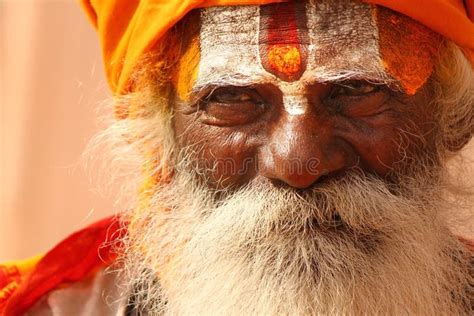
[198,6,263,86]
[305,0,385,81]
[195,0,437,118]
[199,6,312,116]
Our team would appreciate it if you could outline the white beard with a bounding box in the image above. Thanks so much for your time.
[80,33,474,316]
[120,166,471,315]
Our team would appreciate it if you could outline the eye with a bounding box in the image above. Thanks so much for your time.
[323,81,390,117]
[330,81,380,98]
[210,89,254,103]
[201,87,266,126]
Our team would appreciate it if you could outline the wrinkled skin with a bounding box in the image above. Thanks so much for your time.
[174,81,437,189]
[172,2,440,190]
[119,4,474,314]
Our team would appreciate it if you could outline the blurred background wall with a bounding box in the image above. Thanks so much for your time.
[0,0,114,261]
[0,0,472,262]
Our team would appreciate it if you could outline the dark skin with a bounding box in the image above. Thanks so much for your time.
[172,79,438,190]
[166,4,447,191]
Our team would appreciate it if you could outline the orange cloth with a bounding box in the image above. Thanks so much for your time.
[80,0,287,95]
[80,0,474,95]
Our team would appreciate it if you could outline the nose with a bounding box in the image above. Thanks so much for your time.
[258,112,351,189]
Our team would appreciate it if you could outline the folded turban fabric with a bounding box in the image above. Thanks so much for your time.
[80,0,474,95]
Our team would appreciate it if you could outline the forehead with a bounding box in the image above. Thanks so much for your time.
[199,1,379,81]
[176,0,440,98]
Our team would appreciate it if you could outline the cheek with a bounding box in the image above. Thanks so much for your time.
[204,132,260,188]
[173,112,261,188]
[336,108,431,175]
[346,118,403,174]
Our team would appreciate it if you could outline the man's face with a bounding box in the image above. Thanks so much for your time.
[172,0,441,190]
[121,1,471,314]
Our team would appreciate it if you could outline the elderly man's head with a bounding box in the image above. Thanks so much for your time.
[95,0,474,314]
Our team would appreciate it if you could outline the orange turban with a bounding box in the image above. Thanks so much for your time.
[80,0,474,95]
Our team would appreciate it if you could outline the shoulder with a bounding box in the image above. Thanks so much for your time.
[0,216,126,315]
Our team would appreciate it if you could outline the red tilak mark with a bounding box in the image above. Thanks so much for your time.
[259,2,308,82]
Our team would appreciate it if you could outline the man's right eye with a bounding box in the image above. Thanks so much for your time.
[200,87,266,126]
[207,87,262,104]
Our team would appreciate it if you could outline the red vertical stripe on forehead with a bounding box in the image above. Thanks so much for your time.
[259,2,309,82]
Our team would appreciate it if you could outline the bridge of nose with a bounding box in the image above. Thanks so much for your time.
[258,111,339,188]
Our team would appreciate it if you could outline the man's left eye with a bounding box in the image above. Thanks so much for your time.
[323,80,390,117]
[330,81,380,97]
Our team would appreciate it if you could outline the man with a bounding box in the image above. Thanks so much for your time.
[1,0,473,314]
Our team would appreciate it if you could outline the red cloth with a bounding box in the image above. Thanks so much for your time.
[0,216,126,316]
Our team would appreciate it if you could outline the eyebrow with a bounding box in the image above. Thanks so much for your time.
[304,68,395,86]
[192,72,274,96]
[190,68,400,100]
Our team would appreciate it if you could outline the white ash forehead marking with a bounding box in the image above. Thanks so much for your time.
[197,2,389,116]
[280,82,309,115]
[282,94,308,116]
[198,6,264,85]
[304,0,385,82]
